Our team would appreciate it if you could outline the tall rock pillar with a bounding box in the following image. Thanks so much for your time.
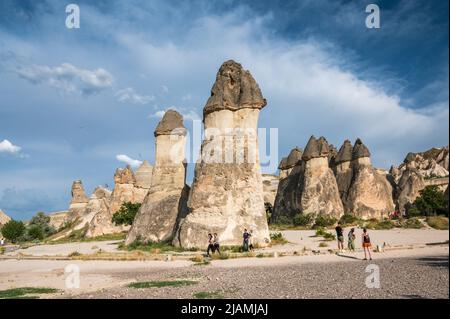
[174,60,270,248]
[125,110,188,244]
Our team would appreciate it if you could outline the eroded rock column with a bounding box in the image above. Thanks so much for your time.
[126,110,188,244]
[174,60,270,248]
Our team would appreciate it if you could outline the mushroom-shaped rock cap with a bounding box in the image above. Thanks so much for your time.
[302,136,320,161]
[154,110,186,137]
[404,152,416,164]
[335,140,353,164]
[352,138,371,159]
[285,147,303,168]
[318,137,330,157]
[204,60,267,117]
[278,157,288,170]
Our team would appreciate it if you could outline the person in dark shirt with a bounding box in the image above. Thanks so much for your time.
[242,229,250,252]
[206,233,215,257]
[362,228,372,260]
[335,222,344,252]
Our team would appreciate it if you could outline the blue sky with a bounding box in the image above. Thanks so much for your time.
[0,0,448,220]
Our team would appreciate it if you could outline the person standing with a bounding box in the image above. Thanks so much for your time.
[206,233,215,257]
[335,222,344,252]
[348,228,356,252]
[362,228,372,260]
[248,230,254,251]
[242,229,250,252]
[213,233,221,255]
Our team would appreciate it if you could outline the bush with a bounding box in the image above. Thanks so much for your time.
[407,207,422,218]
[413,186,447,216]
[400,218,423,229]
[1,220,26,243]
[293,213,314,226]
[112,202,141,226]
[27,225,44,240]
[274,215,293,225]
[365,219,394,230]
[315,227,336,241]
[426,216,449,230]
[313,214,337,228]
[269,232,288,245]
[29,212,55,237]
[339,214,358,225]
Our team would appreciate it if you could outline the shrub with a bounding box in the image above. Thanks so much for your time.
[413,186,447,216]
[112,202,141,226]
[407,207,422,218]
[269,232,288,245]
[1,220,25,243]
[274,216,293,225]
[318,242,328,247]
[293,213,314,227]
[315,227,336,241]
[365,219,394,230]
[400,218,423,229]
[426,216,449,230]
[313,214,337,228]
[27,225,44,240]
[339,214,358,225]
[29,212,55,237]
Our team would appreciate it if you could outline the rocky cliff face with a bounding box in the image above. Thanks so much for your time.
[391,146,449,181]
[272,148,304,222]
[126,110,189,244]
[262,174,280,206]
[0,209,11,226]
[395,156,426,214]
[296,136,344,218]
[174,60,270,249]
[345,139,394,219]
[84,187,115,237]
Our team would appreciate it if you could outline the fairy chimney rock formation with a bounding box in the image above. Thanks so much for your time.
[85,187,118,238]
[345,139,394,219]
[396,153,426,214]
[174,60,270,249]
[297,136,344,218]
[68,180,89,217]
[109,166,137,214]
[126,110,188,245]
[333,139,354,203]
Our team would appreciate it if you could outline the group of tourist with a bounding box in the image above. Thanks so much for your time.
[205,229,255,257]
[335,222,372,260]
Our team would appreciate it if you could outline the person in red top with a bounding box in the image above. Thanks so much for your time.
[362,228,372,260]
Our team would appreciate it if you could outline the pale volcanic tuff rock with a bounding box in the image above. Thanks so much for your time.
[126,110,189,245]
[396,154,426,214]
[272,148,304,222]
[345,139,395,219]
[261,174,280,206]
[85,187,121,237]
[333,140,354,205]
[397,146,449,179]
[0,209,11,226]
[174,60,270,249]
[296,136,344,218]
[68,180,89,218]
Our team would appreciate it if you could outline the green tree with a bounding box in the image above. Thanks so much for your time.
[413,186,447,216]
[112,202,141,226]
[27,225,44,240]
[1,220,26,243]
[29,212,55,237]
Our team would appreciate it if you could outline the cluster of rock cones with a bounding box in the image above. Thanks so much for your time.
[39,59,448,249]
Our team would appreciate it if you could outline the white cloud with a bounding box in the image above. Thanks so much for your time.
[15,62,114,95]
[0,139,21,154]
[115,154,142,168]
[149,107,201,121]
[115,87,154,104]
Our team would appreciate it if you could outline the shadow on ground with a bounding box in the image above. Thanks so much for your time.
[416,256,449,268]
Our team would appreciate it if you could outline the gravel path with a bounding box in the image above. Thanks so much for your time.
[70,254,448,299]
